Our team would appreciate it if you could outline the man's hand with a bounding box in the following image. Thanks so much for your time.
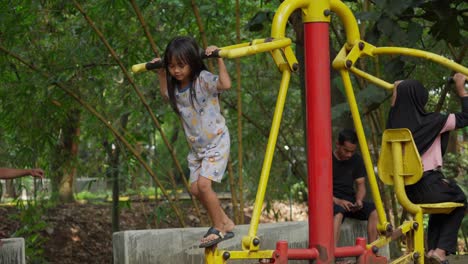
[335,198,355,212]
[29,168,44,179]
[353,200,363,212]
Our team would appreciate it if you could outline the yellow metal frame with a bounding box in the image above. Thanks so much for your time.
[376,129,465,264]
[131,1,468,263]
[206,0,468,263]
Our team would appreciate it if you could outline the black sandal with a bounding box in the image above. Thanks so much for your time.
[199,227,234,248]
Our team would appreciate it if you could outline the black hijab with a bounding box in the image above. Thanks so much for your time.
[386,80,450,155]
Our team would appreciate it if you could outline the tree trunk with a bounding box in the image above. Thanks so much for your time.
[52,108,81,203]
[3,180,17,199]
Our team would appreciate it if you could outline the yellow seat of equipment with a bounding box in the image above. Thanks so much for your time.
[419,202,465,214]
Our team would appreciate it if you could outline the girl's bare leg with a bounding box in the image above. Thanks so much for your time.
[194,177,235,243]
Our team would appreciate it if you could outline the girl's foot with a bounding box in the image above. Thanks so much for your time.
[199,227,235,248]
[223,218,235,233]
[200,218,235,244]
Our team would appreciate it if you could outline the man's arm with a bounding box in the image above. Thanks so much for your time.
[0,168,44,180]
[354,177,366,208]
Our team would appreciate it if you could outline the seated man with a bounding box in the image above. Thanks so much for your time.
[333,129,378,245]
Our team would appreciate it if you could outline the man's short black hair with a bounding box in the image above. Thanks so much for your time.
[338,128,358,145]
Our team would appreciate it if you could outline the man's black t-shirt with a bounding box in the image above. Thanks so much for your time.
[333,153,366,201]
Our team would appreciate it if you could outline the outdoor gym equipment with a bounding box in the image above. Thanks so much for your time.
[132,0,468,263]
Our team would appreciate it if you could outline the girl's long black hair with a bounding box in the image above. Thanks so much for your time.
[163,36,207,114]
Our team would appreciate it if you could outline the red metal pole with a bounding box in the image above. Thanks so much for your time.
[288,248,319,259]
[275,240,289,264]
[304,21,333,264]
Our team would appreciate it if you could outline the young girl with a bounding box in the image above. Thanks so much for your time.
[387,73,468,263]
[152,36,235,248]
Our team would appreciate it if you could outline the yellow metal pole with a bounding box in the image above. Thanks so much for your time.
[349,67,393,90]
[330,0,360,49]
[391,142,425,263]
[339,69,389,233]
[271,0,309,39]
[245,69,292,246]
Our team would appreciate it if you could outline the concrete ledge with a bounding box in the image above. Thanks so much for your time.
[113,219,388,264]
[0,238,26,264]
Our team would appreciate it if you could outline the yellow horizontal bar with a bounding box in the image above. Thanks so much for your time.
[218,38,292,59]
[224,250,275,259]
[220,42,254,50]
[373,47,468,76]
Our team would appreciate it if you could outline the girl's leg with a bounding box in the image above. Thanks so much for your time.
[196,176,234,243]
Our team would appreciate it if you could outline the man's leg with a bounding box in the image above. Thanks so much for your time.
[334,213,344,246]
[367,210,378,242]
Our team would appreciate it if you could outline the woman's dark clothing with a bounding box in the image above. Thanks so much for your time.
[405,170,466,254]
[387,80,468,255]
[386,80,449,155]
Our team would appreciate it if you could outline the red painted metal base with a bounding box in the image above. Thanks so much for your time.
[356,249,388,264]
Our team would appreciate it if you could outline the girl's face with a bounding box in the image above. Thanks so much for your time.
[168,57,191,86]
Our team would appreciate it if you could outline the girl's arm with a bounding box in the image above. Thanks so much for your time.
[206,46,231,90]
[151,58,168,100]
[158,69,168,100]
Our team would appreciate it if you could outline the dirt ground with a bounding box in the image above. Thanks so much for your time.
[0,199,307,264]
[0,200,466,263]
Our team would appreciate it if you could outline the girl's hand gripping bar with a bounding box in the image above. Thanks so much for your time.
[131,49,220,73]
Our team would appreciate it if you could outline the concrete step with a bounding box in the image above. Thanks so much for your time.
[0,238,25,264]
[113,219,387,264]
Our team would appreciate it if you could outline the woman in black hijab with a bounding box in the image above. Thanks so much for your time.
[387,73,468,263]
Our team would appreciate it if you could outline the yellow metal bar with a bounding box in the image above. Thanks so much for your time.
[390,137,424,263]
[218,41,256,51]
[391,142,421,215]
[391,253,415,264]
[218,38,292,59]
[245,69,292,249]
[219,39,269,52]
[339,70,389,232]
[226,250,275,259]
[271,0,309,38]
[205,247,223,264]
[414,212,425,264]
[330,0,360,48]
[368,221,414,249]
[349,67,393,90]
[373,47,468,76]
[205,248,275,264]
